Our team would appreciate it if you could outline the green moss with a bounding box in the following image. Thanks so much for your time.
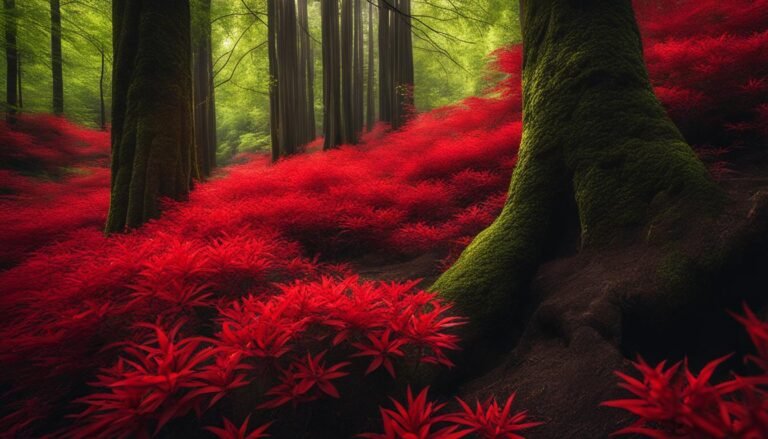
[431,0,723,332]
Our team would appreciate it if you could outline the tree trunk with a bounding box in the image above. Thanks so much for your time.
[366,1,375,131]
[106,0,196,234]
[353,0,364,136]
[322,0,343,150]
[99,50,105,130]
[297,0,315,145]
[269,0,302,160]
[16,50,21,109]
[431,0,722,333]
[50,0,64,115]
[193,0,217,177]
[4,0,17,122]
[377,0,413,130]
[377,0,390,126]
[268,0,280,161]
[340,0,356,144]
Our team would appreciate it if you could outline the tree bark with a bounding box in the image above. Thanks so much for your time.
[50,0,64,115]
[322,0,343,150]
[106,0,196,234]
[340,0,356,144]
[4,0,17,122]
[269,0,302,160]
[297,0,315,145]
[193,0,217,177]
[377,0,413,130]
[366,1,375,131]
[431,0,722,332]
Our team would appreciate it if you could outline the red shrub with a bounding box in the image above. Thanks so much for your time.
[604,305,768,439]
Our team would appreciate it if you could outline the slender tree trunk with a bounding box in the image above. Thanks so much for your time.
[353,0,364,136]
[390,0,413,129]
[432,0,722,332]
[16,51,21,109]
[50,0,64,115]
[269,0,302,160]
[99,50,105,130]
[377,0,391,125]
[268,0,280,161]
[298,0,315,143]
[366,1,375,131]
[340,0,356,143]
[193,0,217,177]
[322,0,343,150]
[4,0,18,123]
[106,0,196,233]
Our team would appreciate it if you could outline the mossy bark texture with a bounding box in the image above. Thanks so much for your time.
[106,0,195,233]
[432,0,722,329]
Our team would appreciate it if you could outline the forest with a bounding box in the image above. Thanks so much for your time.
[0,0,767,438]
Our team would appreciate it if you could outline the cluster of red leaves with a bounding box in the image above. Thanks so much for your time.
[604,305,768,439]
[66,277,464,437]
[636,0,768,162]
[361,387,541,439]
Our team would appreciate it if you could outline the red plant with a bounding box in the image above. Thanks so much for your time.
[447,395,543,439]
[604,306,768,438]
[205,416,272,439]
[361,387,541,439]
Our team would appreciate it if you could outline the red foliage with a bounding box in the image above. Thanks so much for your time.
[603,305,768,439]
[361,387,541,439]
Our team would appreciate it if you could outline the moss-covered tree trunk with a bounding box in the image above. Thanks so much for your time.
[106,0,195,234]
[432,0,722,331]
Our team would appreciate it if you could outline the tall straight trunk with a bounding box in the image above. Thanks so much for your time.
[353,0,364,136]
[377,0,413,130]
[4,0,17,122]
[340,0,356,143]
[99,50,105,130]
[268,0,280,161]
[268,0,302,160]
[106,0,196,233]
[377,0,391,125]
[392,0,413,129]
[16,51,21,109]
[366,1,375,131]
[432,0,722,332]
[50,0,64,115]
[193,0,217,177]
[322,0,342,150]
[298,0,315,143]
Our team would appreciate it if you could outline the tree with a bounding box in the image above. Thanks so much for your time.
[297,0,315,145]
[4,0,18,122]
[50,0,63,115]
[365,0,375,131]
[377,0,413,130]
[321,0,342,150]
[106,0,196,233]
[432,0,724,333]
[193,0,217,177]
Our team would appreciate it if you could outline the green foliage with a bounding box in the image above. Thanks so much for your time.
[0,0,111,127]
[1,0,518,155]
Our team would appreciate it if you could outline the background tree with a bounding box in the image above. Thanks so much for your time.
[365,0,374,131]
[4,0,17,122]
[378,0,413,130]
[193,0,217,177]
[297,0,315,145]
[49,0,62,115]
[106,0,196,233]
[321,0,342,150]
